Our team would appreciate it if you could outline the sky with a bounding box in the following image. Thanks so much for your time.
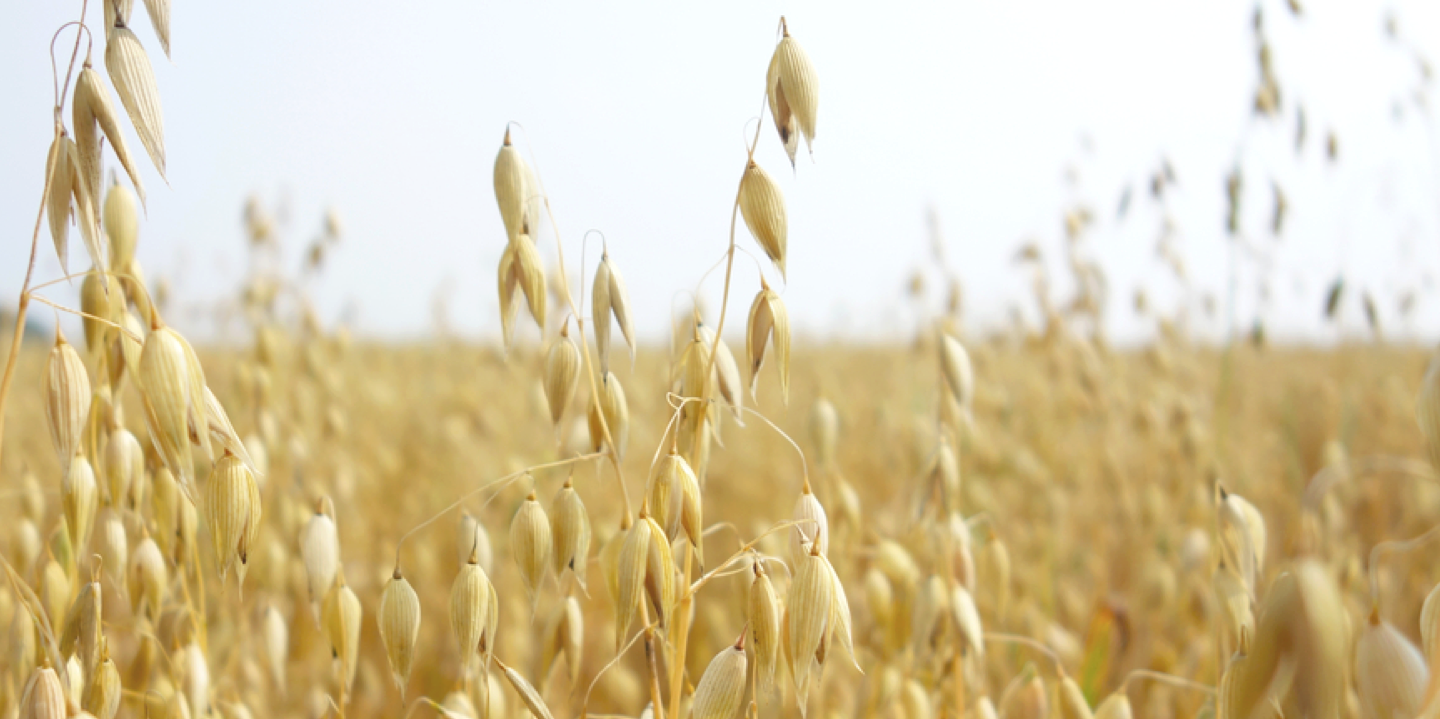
[3,1,1440,346]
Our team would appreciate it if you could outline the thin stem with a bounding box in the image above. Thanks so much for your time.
[27,295,143,343]
[1120,669,1217,697]
[983,633,1064,674]
[645,626,668,719]
[1368,522,1440,607]
[392,452,603,573]
[583,620,654,714]
[0,126,61,475]
[738,405,809,488]
[682,519,816,602]
[516,127,633,523]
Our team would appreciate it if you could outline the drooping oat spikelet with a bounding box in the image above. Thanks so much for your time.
[749,558,782,692]
[182,641,209,717]
[40,558,70,637]
[697,323,745,423]
[511,492,553,609]
[738,161,788,279]
[83,650,121,719]
[766,21,820,166]
[614,518,650,649]
[142,0,171,57]
[911,575,948,656]
[60,580,102,674]
[810,397,839,468]
[787,544,836,713]
[262,604,288,692]
[302,499,340,608]
[494,130,531,243]
[821,551,860,671]
[550,479,591,587]
[105,23,166,179]
[997,664,1048,719]
[22,667,66,719]
[74,66,145,206]
[1356,612,1426,719]
[46,331,91,478]
[692,634,748,719]
[202,453,258,583]
[451,555,498,674]
[64,454,99,557]
[95,510,128,584]
[45,133,77,274]
[1092,693,1132,719]
[1056,673,1093,719]
[543,330,581,431]
[379,570,422,697]
[792,484,829,562]
[137,322,203,495]
[500,660,557,719]
[1212,561,1253,648]
[587,371,630,459]
[105,180,139,269]
[939,333,974,425]
[931,439,962,513]
[130,532,166,618]
[951,582,984,658]
[641,514,676,626]
[322,574,362,690]
[80,272,123,354]
[592,252,636,375]
[746,284,791,402]
[457,511,495,573]
[1216,487,1259,596]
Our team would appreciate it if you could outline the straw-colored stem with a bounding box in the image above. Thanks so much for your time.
[983,633,1064,674]
[1368,522,1440,607]
[1119,669,1217,697]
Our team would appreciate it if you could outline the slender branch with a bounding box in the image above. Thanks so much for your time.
[1120,669,1217,697]
[983,632,1064,674]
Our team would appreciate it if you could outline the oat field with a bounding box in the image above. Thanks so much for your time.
[4,4,1440,719]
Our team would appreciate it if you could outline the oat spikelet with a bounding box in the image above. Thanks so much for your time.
[64,455,99,558]
[544,329,581,431]
[22,667,66,719]
[80,272,123,353]
[104,180,139,269]
[592,252,636,375]
[322,573,362,690]
[141,0,171,57]
[450,558,495,670]
[997,664,1048,719]
[614,518,650,649]
[129,533,166,618]
[511,492,552,610]
[750,559,783,692]
[494,130,531,243]
[746,284,791,402]
[302,500,339,607]
[787,544,835,714]
[587,371,630,459]
[1356,612,1426,719]
[1092,693,1132,719]
[60,580,102,674]
[46,331,91,478]
[950,582,984,658]
[262,604,288,692]
[83,651,121,719]
[767,21,820,166]
[792,484,829,562]
[1057,673,1093,719]
[697,323,745,424]
[45,133,76,275]
[498,242,521,349]
[939,333,974,426]
[821,552,860,672]
[500,660,556,719]
[105,23,166,179]
[514,233,547,331]
[74,66,145,206]
[692,635,748,719]
[810,397,839,468]
[202,453,257,583]
[379,570,422,697]
[137,322,201,496]
[550,479,592,587]
[738,161,788,279]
